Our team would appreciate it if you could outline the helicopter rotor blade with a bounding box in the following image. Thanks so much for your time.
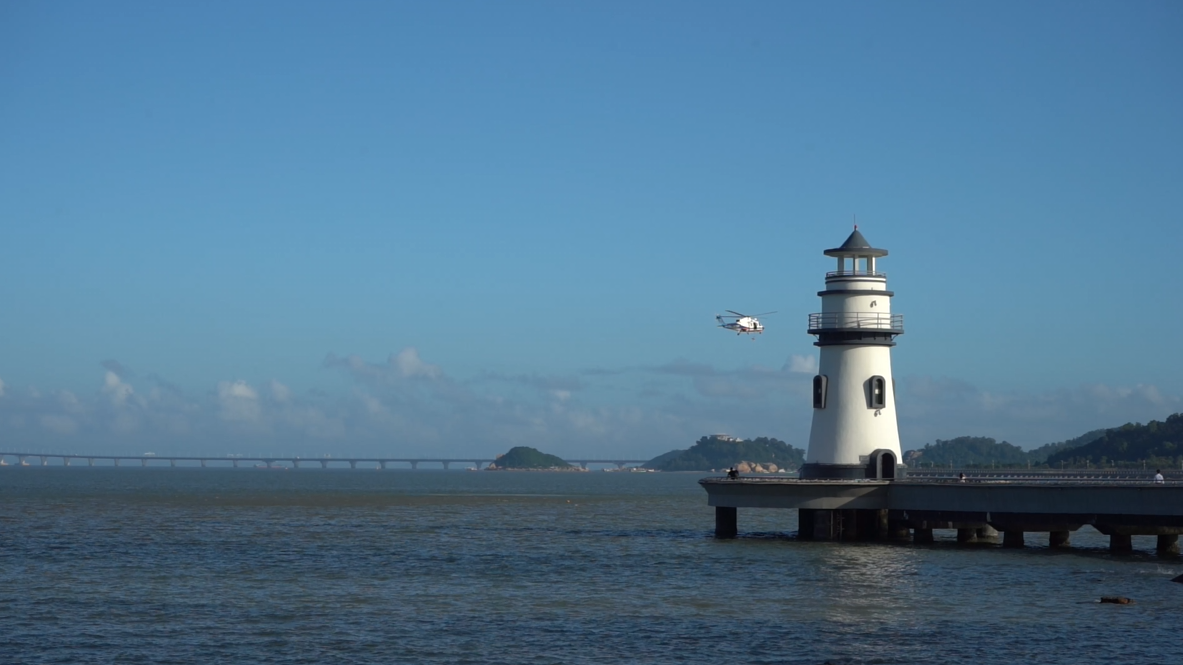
[725,310,745,317]
[749,311,777,317]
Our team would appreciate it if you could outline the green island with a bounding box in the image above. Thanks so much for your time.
[644,435,805,473]
[486,446,579,471]
[905,412,1183,469]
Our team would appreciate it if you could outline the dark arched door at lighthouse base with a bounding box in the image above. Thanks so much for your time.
[880,452,896,479]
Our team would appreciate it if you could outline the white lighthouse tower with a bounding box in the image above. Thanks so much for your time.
[802,227,904,480]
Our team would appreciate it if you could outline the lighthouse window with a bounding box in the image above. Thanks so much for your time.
[813,375,828,409]
[869,375,887,409]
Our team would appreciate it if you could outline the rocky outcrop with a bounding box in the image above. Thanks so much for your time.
[735,461,780,474]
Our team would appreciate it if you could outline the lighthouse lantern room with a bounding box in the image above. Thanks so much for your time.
[802,228,904,480]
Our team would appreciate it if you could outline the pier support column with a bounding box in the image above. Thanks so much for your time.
[88,458,94,466]
[170,459,176,467]
[141,459,148,467]
[63,458,71,467]
[888,519,911,540]
[1157,534,1180,555]
[410,461,418,470]
[1002,531,1025,548]
[1049,531,1070,548]
[349,461,357,469]
[797,509,816,540]
[319,460,328,469]
[913,527,934,544]
[957,528,976,544]
[715,507,738,539]
[976,525,998,541]
[200,459,206,468]
[1109,533,1133,553]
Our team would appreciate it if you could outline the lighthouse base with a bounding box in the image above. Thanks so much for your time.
[799,463,868,480]
[800,452,903,481]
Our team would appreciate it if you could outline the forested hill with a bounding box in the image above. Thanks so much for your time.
[1046,414,1183,467]
[487,446,574,470]
[645,436,805,472]
[906,429,1106,468]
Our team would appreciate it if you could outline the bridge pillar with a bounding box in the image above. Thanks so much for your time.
[715,506,737,539]
[141,459,148,467]
[349,460,357,469]
[114,458,120,467]
[912,527,934,544]
[88,458,94,466]
[411,461,418,470]
[233,459,239,468]
[293,460,300,469]
[63,457,71,467]
[1157,534,1180,555]
[976,525,999,541]
[379,461,386,470]
[200,459,206,468]
[19,456,27,466]
[1049,531,1070,548]
[320,460,328,469]
[1002,531,1025,548]
[1110,533,1133,553]
[957,528,976,544]
[170,459,176,467]
[40,456,48,466]
[442,461,450,470]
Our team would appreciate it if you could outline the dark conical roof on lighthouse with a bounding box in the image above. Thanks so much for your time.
[824,227,888,257]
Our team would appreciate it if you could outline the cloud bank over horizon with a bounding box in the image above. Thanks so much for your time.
[0,349,1178,458]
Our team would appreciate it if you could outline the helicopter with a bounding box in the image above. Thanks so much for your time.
[716,310,776,337]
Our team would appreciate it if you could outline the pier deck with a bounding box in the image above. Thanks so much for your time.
[700,476,1183,553]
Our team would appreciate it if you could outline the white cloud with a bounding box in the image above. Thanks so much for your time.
[102,371,134,407]
[393,348,441,379]
[270,380,292,403]
[217,380,261,422]
[785,354,818,374]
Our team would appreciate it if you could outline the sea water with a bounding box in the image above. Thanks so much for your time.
[1,468,1179,664]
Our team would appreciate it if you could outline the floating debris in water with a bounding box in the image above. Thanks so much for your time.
[1100,596,1133,604]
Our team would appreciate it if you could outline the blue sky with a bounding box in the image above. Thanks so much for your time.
[1,1,1181,457]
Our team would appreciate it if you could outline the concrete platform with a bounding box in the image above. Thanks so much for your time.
[700,477,1183,550]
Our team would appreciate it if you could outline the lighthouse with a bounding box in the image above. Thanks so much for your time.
[802,228,904,480]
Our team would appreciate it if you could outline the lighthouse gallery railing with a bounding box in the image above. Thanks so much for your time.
[808,312,904,332]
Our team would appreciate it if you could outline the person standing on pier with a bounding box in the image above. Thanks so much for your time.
[1154,469,1165,484]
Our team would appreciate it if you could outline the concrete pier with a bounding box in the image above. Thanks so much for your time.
[715,507,737,539]
[1157,534,1180,555]
[701,477,1183,553]
[1110,533,1133,553]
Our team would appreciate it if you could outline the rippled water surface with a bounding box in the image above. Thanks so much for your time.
[2,468,1180,664]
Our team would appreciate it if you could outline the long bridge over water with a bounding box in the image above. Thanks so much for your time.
[0,451,650,470]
